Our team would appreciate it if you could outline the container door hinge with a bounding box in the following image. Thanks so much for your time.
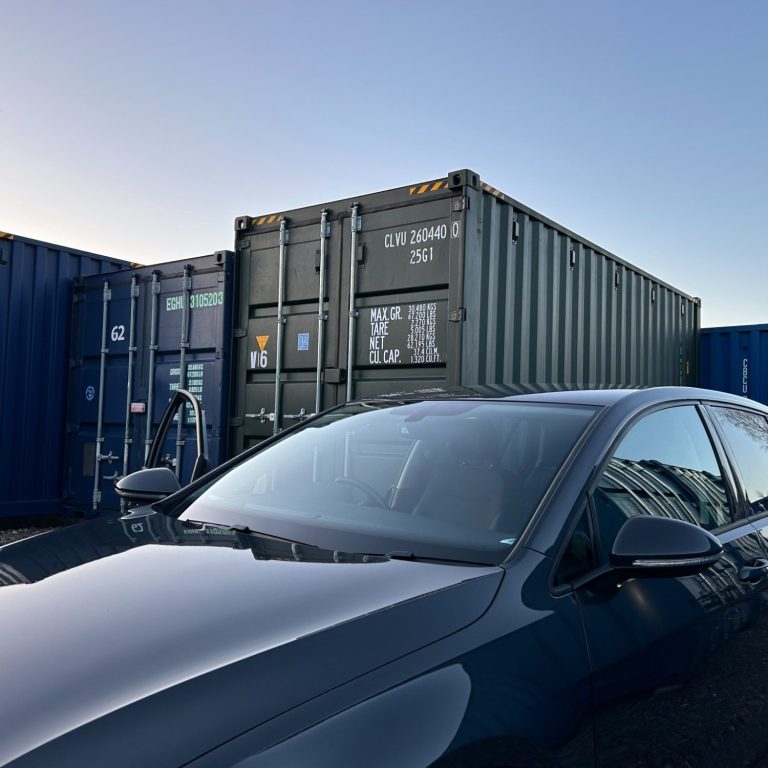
[230,416,244,428]
[323,368,346,384]
[233,328,247,338]
[449,307,466,322]
[452,196,469,212]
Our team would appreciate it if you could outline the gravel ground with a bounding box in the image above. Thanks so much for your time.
[0,527,56,546]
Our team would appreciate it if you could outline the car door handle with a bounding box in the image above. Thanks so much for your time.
[739,559,768,582]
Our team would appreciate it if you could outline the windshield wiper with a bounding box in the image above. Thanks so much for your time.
[183,519,317,548]
[383,550,490,566]
[184,519,252,534]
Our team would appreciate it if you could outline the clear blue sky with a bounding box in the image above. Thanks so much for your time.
[1,0,765,327]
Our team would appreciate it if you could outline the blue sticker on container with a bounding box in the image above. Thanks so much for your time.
[297,333,310,351]
[85,385,95,402]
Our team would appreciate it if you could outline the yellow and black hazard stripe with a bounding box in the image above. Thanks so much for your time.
[409,179,449,196]
[481,182,504,200]
[0,232,14,240]
[251,213,284,227]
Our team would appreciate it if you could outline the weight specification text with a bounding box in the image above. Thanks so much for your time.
[367,302,442,366]
[406,302,440,364]
[169,363,205,423]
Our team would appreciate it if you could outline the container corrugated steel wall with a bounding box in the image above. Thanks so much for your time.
[64,252,235,515]
[461,186,700,390]
[0,232,133,521]
[700,324,768,406]
[230,170,700,454]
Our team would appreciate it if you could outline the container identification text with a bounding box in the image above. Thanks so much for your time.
[382,222,458,268]
[166,291,224,312]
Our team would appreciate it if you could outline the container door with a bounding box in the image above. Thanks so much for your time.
[336,196,463,400]
[65,254,233,515]
[233,214,343,453]
[66,276,144,514]
[229,181,467,457]
[148,263,231,488]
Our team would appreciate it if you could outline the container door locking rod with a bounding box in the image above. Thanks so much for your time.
[92,279,111,511]
[121,275,140,508]
[346,203,361,402]
[174,265,192,478]
[144,271,160,462]
[315,209,329,414]
[273,219,288,435]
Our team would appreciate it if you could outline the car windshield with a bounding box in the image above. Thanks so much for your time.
[177,400,598,564]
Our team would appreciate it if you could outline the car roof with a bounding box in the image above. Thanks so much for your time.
[502,388,638,406]
[365,386,768,413]
[507,386,768,411]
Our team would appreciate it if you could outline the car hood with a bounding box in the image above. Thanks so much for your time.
[0,514,502,767]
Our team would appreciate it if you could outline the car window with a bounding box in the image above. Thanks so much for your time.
[711,407,768,516]
[592,405,732,560]
[176,400,598,565]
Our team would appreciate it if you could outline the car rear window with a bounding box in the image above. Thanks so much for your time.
[711,407,768,516]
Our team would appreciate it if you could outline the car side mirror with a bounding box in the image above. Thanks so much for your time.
[610,515,722,578]
[115,467,181,506]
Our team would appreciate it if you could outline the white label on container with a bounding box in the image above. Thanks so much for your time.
[366,302,442,366]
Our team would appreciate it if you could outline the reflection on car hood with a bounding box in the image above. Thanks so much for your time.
[0,514,502,766]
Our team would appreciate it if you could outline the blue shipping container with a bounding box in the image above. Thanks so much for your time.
[700,324,768,406]
[0,232,133,521]
[64,251,235,514]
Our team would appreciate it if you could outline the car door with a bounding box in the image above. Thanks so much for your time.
[571,403,768,767]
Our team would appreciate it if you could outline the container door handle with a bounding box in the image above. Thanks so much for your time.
[283,408,310,423]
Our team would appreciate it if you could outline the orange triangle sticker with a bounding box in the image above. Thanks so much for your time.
[256,335,269,352]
